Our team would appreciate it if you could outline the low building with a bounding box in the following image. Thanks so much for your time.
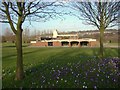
[31,30,98,47]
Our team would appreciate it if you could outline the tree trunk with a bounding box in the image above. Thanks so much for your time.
[99,9,105,59]
[99,30,104,58]
[15,30,24,80]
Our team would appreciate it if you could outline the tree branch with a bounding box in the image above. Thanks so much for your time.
[0,8,6,13]
[0,20,9,23]
[2,2,17,34]
[70,1,118,30]
[10,2,20,16]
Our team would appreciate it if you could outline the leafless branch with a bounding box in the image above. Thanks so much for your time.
[70,1,119,30]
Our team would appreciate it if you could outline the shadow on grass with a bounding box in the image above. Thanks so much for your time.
[2,46,42,59]
[2,49,40,59]
[3,45,29,48]
[2,47,119,88]
[23,49,42,55]
[104,47,119,57]
[91,47,119,58]
[22,48,118,88]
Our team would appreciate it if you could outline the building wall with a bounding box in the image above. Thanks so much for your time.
[31,41,98,47]
[89,41,98,47]
[31,42,48,47]
[53,41,61,46]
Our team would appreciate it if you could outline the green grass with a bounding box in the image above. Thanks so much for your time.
[104,43,119,47]
[2,43,119,88]
[2,42,29,48]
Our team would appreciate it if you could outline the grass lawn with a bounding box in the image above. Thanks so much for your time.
[2,43,120,88]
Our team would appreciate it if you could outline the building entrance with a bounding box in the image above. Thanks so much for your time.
[80,41,89,46]
[48,42,53,46]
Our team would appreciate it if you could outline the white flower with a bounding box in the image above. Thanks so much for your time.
[48,82,50,84]
[101,79,104,81]
[52,84,54,86]
[61,78,63,81]
[70,68,72,71]
[57,77,59,79]
[83,85,87,88]
[56,80,58,83]
[94,86,97,89]
[2,70,4,72]
[65,80,67,82]
[83,82,86,84]
[76,75,78,78]
[75,80,77,83]
[83,85,85,88]
[114,79,116,82]
[58,70,61,73]
[61,67,63,69]
[43,80,45,83]
[97,74,99,77]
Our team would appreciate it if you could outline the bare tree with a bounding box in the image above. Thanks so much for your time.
[0,0,64,80]
[70,0,119,58]
[4,27,15,42]
[23,28,30,43]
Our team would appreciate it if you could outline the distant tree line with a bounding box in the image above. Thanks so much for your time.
[1,27,54,43]
[2,27,118,43]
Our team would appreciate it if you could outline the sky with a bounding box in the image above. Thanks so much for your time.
[1,11,98,35]
[1,1,118,35]
[1,2,98,35]
[23,15,97,31]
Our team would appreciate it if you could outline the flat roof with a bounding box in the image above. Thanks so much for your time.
[57,34,77,37]
[40,39,96,42]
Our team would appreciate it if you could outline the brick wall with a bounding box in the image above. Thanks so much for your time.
[53,41,61,46]
[31,42,48,46]
[89,41,99,47]
[31,41,99,47]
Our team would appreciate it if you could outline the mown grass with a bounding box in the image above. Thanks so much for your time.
[2,43,120,88]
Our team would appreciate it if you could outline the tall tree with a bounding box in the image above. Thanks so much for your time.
[0,0,64,80]
[70,0,119,58]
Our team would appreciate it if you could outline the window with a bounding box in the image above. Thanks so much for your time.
[48,42,53,46]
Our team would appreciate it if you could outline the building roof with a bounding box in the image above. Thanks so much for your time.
[53,30,77,38]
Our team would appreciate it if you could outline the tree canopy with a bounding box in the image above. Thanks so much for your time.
[70,0,119,58]
[70,1,119,30]
[0,0,65,80]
